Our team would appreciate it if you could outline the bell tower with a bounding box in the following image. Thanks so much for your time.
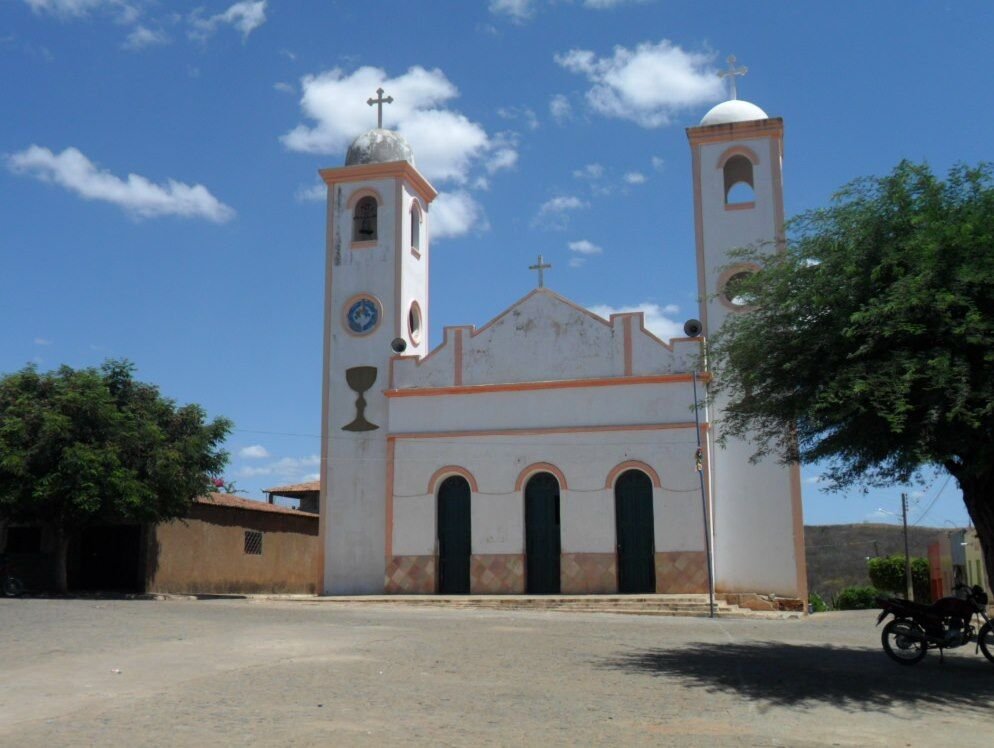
[318,95,437,594]
[687,64,807,600]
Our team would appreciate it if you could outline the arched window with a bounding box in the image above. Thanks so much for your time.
[353,196,378,241]
[408,301,422,345]
[723,154,755,205]
[410,203,422,252]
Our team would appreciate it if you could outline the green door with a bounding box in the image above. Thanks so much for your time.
[615,470,656,594]
[437,476,471,594]
[525,472,561,593]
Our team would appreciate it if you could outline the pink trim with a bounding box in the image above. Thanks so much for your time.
[410,248,421,260]
[605,460,662,489]
[770,136,787,252]
[716,145,760,169]
[388,421,703,442]
[453,328,463,386]
[385,373,702,398]
[623,316,633,376]
[385,438,395,562]
[408,300,423,345]
[350,240,377,250]
[690,142,708,335]
[394,180,403,340]
[428,466,479,494]
[346,187,384,209]
[724,201,755,212]
[320,161,438,205]
[515,462,568,491]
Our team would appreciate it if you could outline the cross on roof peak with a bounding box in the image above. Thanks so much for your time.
[529,254,552,288]
[367,87,393,129]
[718,55,748,100]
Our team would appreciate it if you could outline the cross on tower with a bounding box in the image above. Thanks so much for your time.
[529,254,552,288]
[718,55,748,100]
[367,87,394,128]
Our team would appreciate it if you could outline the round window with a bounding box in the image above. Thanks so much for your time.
[722,271,756,309]
[408,302,422,344]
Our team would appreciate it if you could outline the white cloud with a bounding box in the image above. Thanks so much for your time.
[281,66,510,187]
[34,337,52,345]
[624,171,646,184]
[302,472,320,482]
[497,106,539,130]
[23,0,135,20]
[549,94,572,123]
[583,0,649,7]
[573,163,604,180]
[239,444,270,459]
[489,0,534,21]
[587,302,684,340]
[651,155,665,171]
[189,0,267,41]
[569,257,586,268]
[236,454,320,480]
[7,145,235,223]
[534,195,588,229]
[122,25,168,51]
[555,39,723,127]
[273,81,294,94]
[431,191,487,240]
[295,182,325,203]
[568,239,602,255]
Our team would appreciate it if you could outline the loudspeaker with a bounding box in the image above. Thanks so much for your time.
[390,337,408,354]
[683,319,703,337]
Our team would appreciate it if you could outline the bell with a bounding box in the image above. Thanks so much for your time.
[358,216,375,237]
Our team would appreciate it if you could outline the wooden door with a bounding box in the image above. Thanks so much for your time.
[615,470,656,594]
[525,472,561,593]
[437,476,471,594]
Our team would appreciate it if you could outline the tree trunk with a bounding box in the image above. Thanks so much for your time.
[53,527,69,594]
[959,471,994,595]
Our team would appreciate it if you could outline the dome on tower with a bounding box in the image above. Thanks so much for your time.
[700,99,768,126]
[345,129,415,167]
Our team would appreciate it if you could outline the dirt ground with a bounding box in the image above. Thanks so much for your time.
[1,598,992,746]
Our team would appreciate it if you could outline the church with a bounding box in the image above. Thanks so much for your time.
[317,79,807,602]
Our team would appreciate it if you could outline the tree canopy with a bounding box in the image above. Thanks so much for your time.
[0,360,232,590]
[709,161,994,587]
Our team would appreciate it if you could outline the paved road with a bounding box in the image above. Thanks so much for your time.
[1,598,992,746]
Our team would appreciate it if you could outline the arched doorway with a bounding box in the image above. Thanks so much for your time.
[437,475,471,594]
[614,469,656,593]
[525,472,561,593]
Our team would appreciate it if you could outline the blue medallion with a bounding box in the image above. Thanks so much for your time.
[346,297,379,334]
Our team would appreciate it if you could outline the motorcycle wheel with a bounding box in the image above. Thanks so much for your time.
[979,623,994,664]
[882,619,927,665]
[2,576,24,597]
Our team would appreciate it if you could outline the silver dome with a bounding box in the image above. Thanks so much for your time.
[345,129,415,167]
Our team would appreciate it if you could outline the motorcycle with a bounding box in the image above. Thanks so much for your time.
[0,554,24,597]
[876,584,993,665]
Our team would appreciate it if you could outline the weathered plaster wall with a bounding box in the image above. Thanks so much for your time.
[148,504,319,594]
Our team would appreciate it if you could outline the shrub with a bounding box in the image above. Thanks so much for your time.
[808,592,829,613]
[867,555,931,602]
[833,586,881,610]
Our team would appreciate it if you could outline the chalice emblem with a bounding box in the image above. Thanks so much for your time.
[343,366,378,432]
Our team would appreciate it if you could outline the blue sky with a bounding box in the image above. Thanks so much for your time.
[2,0,988,528]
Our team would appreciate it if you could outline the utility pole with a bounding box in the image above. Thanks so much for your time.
[902,492,914,601]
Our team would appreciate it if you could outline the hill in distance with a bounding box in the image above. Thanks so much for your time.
[804,523,956,601]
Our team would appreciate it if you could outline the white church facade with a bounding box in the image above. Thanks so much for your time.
[317,88,807,601]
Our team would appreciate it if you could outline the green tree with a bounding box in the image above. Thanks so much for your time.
[0,360,232,592]
[709,161,994,593]
[867,555,931,602]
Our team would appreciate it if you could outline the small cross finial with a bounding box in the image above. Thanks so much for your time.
[529,254,552,288]
[717,55,748,100]
[367,87,394,128]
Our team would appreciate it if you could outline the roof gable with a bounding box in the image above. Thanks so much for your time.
[391,288,698,390]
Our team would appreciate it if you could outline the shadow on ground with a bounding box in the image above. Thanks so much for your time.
[598,641,994,713]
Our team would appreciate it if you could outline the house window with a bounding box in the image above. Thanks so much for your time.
[244,530,263,555]
[408,301,422,344]
[723,154,755,205]
[411,203,422,252]
[353,196,378,241]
